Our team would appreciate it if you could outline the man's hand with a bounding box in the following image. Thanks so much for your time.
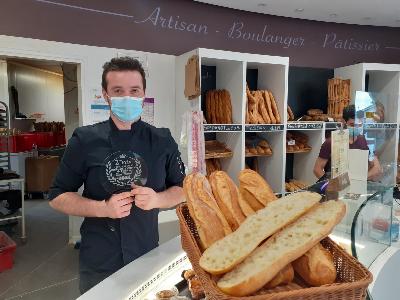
[104,192,134,218]
[131,186,160,210]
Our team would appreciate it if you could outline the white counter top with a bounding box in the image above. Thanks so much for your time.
[77,236,187,300]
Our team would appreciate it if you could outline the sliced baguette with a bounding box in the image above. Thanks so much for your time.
[199,191,321,274]
[217,200,346,296]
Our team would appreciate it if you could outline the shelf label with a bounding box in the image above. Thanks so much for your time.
[363,123,397,129]
[325,122,342,129]
[245,124,284,131]
[203,124,242,131]
[287,122,323,130]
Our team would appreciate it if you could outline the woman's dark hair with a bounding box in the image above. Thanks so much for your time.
[102,57,146,91]
[342,104,356,121]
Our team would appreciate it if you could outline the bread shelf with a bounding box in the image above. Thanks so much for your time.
[176,50,400,193]
[286,148,312,154]
[245,153,272,158]
[205,152,233,159]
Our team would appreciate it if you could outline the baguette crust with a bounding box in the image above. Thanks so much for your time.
[292,243,337,286]
[209,171,246,231]
[184,174,230,250]
[264,264,294,289]
[239,169,277,206]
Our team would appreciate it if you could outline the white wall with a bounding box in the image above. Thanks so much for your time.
[7,62,65,122]
[0,60,9,109]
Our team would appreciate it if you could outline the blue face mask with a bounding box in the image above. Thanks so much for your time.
[110,96,143,122]
[348,126,362,137]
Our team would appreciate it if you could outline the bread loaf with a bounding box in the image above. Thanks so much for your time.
[209,171,246,231]
[238,169,277,207]
[292,243,337,286]
[217,200,346,296]
[199,191,321,274]
[264,264,294,289]
[184,173,231,250]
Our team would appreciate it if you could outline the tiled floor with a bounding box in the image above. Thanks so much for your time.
[0,200,80,300]
[0,200,181,300]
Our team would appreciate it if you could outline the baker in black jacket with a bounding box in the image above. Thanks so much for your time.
[49,57,185,294]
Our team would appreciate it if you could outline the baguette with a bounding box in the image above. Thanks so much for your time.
[211,91,217,124]
[256,91,271,124]
[287,105,294,121]
[239,188,264,211]
[184,174,228,250]
[263,91,276,124]
[238,169,277,206]
[199,191,321,274]
[292,243,337,286]
[192,173,232,236]
[217,200,346,296]
[209,171,246,231]
[264,263,294,289]
[205,91,211,123]
[269,91,281,124]
[225,90,233,124]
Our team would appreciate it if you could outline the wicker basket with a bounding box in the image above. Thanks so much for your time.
[177,203,373,300]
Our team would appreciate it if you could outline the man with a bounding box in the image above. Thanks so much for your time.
[49,57,185,294]
[313,104,382,181]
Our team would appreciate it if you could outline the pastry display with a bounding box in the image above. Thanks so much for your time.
[286,131,312,153]
[204,140,232,159]
[246,85,281,124]
[299,109,330,122]
[205,89,233,124]
[245,135,272,156]
[327,78,351,120]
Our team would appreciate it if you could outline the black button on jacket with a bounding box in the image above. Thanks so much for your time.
[49,118,185,274]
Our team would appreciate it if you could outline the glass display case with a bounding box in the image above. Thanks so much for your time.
[78,179,400,300]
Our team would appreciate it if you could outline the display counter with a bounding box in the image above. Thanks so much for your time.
[78,178,400,300]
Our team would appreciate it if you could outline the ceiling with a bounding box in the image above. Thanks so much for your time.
[195,0,400,28]
[6,58,63,75]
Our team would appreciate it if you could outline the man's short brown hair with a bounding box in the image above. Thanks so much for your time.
[102,57,146,91]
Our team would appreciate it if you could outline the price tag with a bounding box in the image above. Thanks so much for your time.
[331,129,349,179]
[288,140,296,146]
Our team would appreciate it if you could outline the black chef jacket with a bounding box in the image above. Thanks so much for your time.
[49,118,185,276]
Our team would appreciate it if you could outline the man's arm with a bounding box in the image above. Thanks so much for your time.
[49,191,134,218]
[313,157,328,179]
[368,156,383,181]
[132,185,184,210]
